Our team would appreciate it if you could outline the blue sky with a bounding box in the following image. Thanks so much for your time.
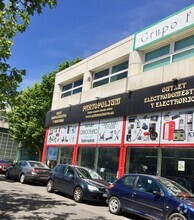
[8,0,194,90]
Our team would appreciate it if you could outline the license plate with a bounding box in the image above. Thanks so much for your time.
[103,193,107,197]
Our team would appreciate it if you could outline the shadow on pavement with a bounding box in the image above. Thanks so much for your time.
[0,175,146,220]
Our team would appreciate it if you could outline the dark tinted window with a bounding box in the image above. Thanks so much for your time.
[122,175,136,187]
[62,83,72,92]
[0,159,12,164]
[29,161,47,168]
[55,165,66,174]
[65,166,74,177]
[136,176,160,193]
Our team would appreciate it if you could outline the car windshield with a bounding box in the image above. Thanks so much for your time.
[0,159,12,164]
[76,167,103,180]
[29,161,49,168]
[159,178,194,197]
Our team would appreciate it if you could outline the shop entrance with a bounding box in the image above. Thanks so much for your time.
[77,147,120,183]
[125,148,158,175]
[161,148,194,192]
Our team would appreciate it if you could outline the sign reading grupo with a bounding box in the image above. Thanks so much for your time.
[144,82,194,109]
[134,5,194,49]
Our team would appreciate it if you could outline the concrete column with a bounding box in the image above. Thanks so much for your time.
[128,50,144,77]
[82,71,93,92]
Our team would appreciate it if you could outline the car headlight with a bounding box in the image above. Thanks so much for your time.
[87,185,99,192]
[0,165,2,168]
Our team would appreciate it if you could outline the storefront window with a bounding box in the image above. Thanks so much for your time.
[59,147,74,164]
[161,148,194,192]
[126,148,158,175]
[77,147,120,183]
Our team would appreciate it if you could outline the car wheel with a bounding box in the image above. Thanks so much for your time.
[108,196,121,215]
[47,180,54,193]
[5,171,9,179]
[168,213,187,220]
[73,187,83,203]
[20,173,26,184]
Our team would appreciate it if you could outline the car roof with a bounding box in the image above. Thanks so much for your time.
[123,173,162,180]
[57,164,93,170]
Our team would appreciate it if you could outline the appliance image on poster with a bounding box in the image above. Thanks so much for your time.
[163,121,175,141]
[173,129,185,141]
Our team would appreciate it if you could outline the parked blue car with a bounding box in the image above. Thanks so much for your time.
[47,164,109,203]
[107,174,194,220]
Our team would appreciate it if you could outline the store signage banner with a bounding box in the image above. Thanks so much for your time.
[78,117,123,144]
[47,147,58,160]
[45,76,194,127]
[45,93,128,127]
[130,76,194,115]
[98,117,123,144]
[47,124,78,144]
[78,121,99,144]
[134,5,194,49]
[125,113,161,144]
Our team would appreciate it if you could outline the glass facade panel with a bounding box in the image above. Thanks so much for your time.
[93,78,109,88]
[72,87,82,94]
[94,69,109,80]
[78,147,120,183]
[161,148,194,192]
[110,71,127,82]
[126,148,158,175]
[62,83,72,92]
[143,57,170,71]
[145,45,170,62]
[173,49,194,62]
[175,35,194,51]
[61,91,71,98]
[59,147,74,164]
[74,79,83,87]
[112,61,128,74]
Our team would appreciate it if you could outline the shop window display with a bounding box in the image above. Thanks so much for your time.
[161,148,194,192]
[126,148,158,175]
[77,147,119,183]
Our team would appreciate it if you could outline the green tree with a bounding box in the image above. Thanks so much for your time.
[7,58,82,160]
[0,0,57,108]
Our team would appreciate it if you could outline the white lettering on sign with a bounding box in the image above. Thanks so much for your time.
[134,5,194,49]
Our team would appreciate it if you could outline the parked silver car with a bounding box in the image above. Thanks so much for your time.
[5,160,50,184]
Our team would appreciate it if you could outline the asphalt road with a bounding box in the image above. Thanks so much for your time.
[0,174,145,220]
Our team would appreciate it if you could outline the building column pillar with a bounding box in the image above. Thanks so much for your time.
[128,50,143,77]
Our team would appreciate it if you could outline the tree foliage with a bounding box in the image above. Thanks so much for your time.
[0,0,57,108]
[6,58,82,159]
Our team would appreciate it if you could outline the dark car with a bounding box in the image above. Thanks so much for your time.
[5,160,50,184]
[107,174,194,220]
[46,164,109,203]
[0,159,12,174]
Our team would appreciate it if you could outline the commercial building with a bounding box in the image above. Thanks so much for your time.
[42,5,194,189]
[0,111,18,160]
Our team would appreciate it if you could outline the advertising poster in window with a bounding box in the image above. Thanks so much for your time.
[47,124,78,144]
[98,117,123,144]
[161,109,194,143]
[78,121,99,144]
[125,113,161,144]
[47,147,58,160]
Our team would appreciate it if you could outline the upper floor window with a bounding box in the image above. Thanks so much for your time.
[93,60,128,88]
[61,79,83,98]
[143,35,194,72]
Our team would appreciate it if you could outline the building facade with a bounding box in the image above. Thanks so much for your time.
[42,5,194,189]
[0,111,19,161]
